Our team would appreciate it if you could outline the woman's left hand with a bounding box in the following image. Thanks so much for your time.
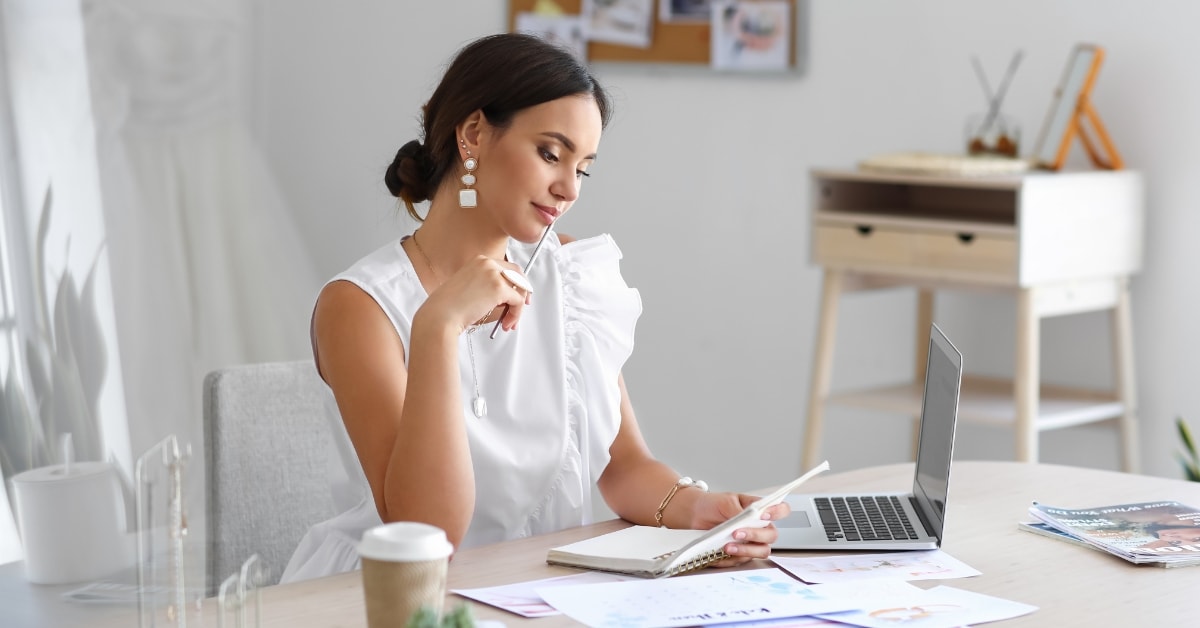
[687,491,791,567]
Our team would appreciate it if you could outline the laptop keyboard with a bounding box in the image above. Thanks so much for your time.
[815,496,921,542]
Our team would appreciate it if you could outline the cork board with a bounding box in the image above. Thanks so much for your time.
[507,0,800,68]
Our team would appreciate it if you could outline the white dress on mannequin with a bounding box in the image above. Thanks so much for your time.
[84,0,320,462]
[281,232,641,583]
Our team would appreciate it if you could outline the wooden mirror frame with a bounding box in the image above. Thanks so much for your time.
[1032,44,1123,170]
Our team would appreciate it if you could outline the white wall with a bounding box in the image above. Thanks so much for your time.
[252,0,1200,494]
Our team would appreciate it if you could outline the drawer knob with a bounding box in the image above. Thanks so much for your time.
[855,225,874,236]
[957,232,976,244]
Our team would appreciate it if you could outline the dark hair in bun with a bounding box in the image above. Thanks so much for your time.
[385,140,435,211]
[385,33,611,221]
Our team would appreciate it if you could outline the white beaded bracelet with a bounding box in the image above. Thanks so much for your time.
[655,477,709,527]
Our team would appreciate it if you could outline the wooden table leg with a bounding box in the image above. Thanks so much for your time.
[1014,287,1040,463]
[803,269,843,471]
[1111,277,1140,473]
[912,289,935,459]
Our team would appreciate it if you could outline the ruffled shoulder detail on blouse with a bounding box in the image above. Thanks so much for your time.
[554,233,642,484]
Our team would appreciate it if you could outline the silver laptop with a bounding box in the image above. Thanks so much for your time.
[775,323,963,551]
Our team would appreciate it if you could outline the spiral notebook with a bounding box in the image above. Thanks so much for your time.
[545,460,830,578]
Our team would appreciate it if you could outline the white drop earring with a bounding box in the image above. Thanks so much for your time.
[459,139,478,209]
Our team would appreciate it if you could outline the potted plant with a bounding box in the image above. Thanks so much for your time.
[406,604,476,628]
[0,185,107,481]
[1177,417,1200,482]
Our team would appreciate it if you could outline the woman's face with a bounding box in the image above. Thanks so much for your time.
[1155,527,1200,545]
[475,94,603,243]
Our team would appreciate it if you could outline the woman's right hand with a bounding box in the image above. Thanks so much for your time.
[420,255,532,335]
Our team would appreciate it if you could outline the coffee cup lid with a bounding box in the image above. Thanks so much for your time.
[359,522,453,562]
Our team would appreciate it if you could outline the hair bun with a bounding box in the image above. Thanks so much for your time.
[385,140,434,202]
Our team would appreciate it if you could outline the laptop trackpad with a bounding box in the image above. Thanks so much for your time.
[774,510,811,529]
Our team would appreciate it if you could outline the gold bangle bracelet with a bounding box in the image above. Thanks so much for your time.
[654,477,709,527]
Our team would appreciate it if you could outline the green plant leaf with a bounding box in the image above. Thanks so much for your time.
[1175,418,1200,482]
[75,244,108,407]
[444,604,476,628]
[51,271,103,461]
[34,185,53,339]
[1178,453,1200,483]
[403,604,475,628]
[48,344,99,463]
[405,607,440,628]
[0,445,14,483]
[23,337,50,422]
[1178,417,1199,462]
[0,356,43,475]
[19,338,52,463]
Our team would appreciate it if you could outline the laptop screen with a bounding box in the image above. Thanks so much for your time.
[911,325,963,538]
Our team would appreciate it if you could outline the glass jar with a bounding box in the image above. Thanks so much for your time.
[965,113,1020,158]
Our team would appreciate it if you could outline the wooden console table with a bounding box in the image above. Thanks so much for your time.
[802,168,1144,472]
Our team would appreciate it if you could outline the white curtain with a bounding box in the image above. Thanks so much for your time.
[0,0,134,561]
[84,0,320,461]
[0,0,318,562]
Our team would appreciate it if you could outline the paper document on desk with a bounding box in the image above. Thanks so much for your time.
[451,571,635,617]
[813,584,1037,628]
[772,550,981,584]
[535,567,859,628]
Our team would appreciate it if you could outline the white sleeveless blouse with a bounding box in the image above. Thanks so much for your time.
[280,233,641,583]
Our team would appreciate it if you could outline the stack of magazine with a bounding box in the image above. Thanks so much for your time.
[1019,500,1200,568]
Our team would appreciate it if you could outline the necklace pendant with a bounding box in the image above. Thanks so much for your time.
[472,396,488,419]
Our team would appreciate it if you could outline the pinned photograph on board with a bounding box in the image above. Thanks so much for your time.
[659,0,715,23]
[582,0,654,48]
[711,1,791,72]
[515,12,588,63]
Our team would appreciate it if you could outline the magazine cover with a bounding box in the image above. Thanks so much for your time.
[1017,521,1197,568]
[1028,501,1200,564]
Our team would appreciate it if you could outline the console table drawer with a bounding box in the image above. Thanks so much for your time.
[813,223,1017,282]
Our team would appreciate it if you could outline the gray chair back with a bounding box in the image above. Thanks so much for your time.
[203,360,336,594]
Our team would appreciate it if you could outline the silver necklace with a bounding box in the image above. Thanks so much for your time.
[409,230,489,418]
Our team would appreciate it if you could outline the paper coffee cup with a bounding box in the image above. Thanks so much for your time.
[359,522,453,627]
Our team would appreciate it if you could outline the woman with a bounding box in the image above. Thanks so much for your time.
[282,33,787,582]
[1138,523,1200,550]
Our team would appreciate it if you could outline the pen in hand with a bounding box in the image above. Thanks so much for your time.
[489,221,556,339]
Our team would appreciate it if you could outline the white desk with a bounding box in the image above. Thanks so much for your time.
[13,461,1198,627]
[0,560,135,627]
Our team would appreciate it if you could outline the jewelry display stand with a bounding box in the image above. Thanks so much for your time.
[135,435,203,627]
[217,554,264,628]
